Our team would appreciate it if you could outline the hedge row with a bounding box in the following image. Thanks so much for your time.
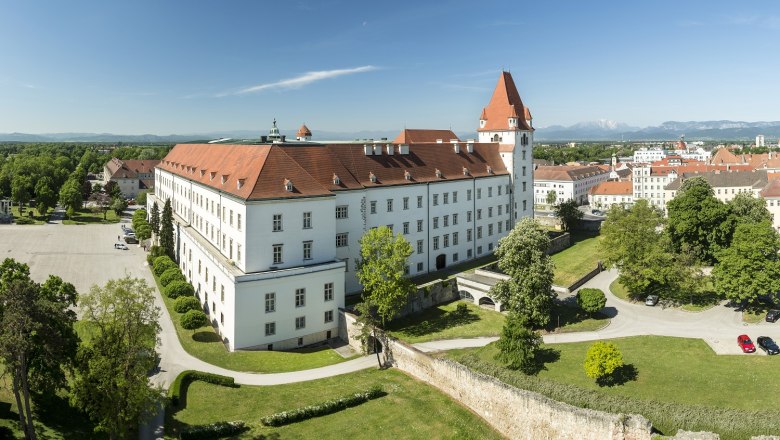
[181,309,208,329]
[174,296,202,313]
[160,267,186,287]
[457,355,780,440]
[180,421,247,440]
[168,370,238,407]
[261,385,384,427]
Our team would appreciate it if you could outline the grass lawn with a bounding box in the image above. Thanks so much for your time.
[154,274,351,373]
[609,278,720,312]
[386,301,504,343]
[551,232,602,287]
[450,336,780,412]
[743,310,765,324]
[10,206,49,224]
[167,368,503,439]
[546,301,609,333]
[62,208,120,225]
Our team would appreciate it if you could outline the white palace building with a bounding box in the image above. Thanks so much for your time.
[148,72,535,351]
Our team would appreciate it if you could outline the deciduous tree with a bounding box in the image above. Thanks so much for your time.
[34,176,57,215]
[553,199,583,232]
[667,177,731,263]
[59,178,83,215]
[577,288,607,315]
[491,218,555,327]
[546,190,557,206]
[584,341,623,382]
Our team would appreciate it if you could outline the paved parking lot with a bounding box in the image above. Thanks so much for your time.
[0,218,153,294]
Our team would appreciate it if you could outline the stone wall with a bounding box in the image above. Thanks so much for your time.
[398,279,458,318]
[546,232,571,255]
[387,338,653,440]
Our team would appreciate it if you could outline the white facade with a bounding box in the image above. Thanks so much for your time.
[632,164,676,211]
[533,168,609,206]
[633,147,667,163]
[757,135,766,147]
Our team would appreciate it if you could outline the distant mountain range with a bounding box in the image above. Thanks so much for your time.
[534,120,780,142]
[2,120,779,143]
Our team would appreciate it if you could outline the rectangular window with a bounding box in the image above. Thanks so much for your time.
[453,232,459,245]
[370,201,377,214]
[273,214,282,232]
[477,226,483,239]
[265,293,276,313]
[498,222,503,233]
[477,188,482,199]
[295,316,306,330]
[417,262,424,272]
[478,245,483,255]
[489,224,494,236]
[467,229,473,242]
[273,244,283,264]
[498,205,502,216]
[453,191,458,203]
[387,199,393,212]
[467,211,472,222]
[522,181,527,192]
[433,236,439,250]
[237,213,242,231]
[325,310,334,323]
[467,249,473,258]
[523,200,527,211]
[403,222,409,234]
[295,288,306,307]
[443,215,449,227]
[433,194,439,206]
[237,244,241,262]
[453,253,459,262]
[336,205,348,219]
[229,238,233,259]
[467,189,472,201]
[443,193,449,204]
[477,209,482,220]
[453,213,458,225]
[265,322,276,336]
[222,234,226,250]
[220,285,225,302]
[433,217,439,229]
[303,212,312,229]
[417,239,424,254]
[506,220,510,230]
[522,166,527,177]
[324,283,334,301]
[387,224,393,232]
[336,232,348,247]
[403,197,409,210]
[488,187,493,197]
[443,234,449,248]
[498,186,502,196]
[417,219,423,232]
[488,207,493,218]
[229,209,233,226]
[303,241,312,260]
[489,243,494,251]
[417,196,423,208]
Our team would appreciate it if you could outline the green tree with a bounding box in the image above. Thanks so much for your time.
[150,202,160,236]
[159,199,175,259]
[136,190,147,206]
[577,288,607,315]
[494,313,543,373]
[59,178,83,214]
[0,263,78,440]
[553,199,583,232]
[584,341,624,383]
[89,192,111,220]
[110,197,127,217]
[712,221,780,309]
[490,218,555,327]
[11,174,33,211]
[34,176,57,215]
[356,226,414,367]
[71,277,162,440]
[667,177,731,263]
[545,190,557,206]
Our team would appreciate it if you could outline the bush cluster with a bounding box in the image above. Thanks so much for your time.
[181,309,208,329]
[261,386,384,427]
[168,370,238,407]
[458,355,780,439]
[160,267,186,287]
[146,245,166,265]
[577,288,607,315]
[180,421,248,440]
[165,280,194,299]
[14,217,35,225]
[152,256,177,276]
[174,296,202,314]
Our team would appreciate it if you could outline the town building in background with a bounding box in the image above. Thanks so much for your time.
[102,158,159,198]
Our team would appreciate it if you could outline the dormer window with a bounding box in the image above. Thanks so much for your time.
[200,170,206,177]
[333,174,340,185]
[369,172,377,183]
[221,174,229,184]
[404,170,412,181]
[435,169,442,178]
[479,119,486,128]
[210,172,216,181]
[237,178,245,190]
[463,167,470,176]
[508,118,517,127]
[284,179,293,192]
[486,165,493,175]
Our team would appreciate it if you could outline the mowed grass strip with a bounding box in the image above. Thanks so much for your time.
[450,335,780,412]
[168,368,504,440]
[551,233,602,287]
[154,274,350,373]
[63,208,120,225]
[386,301,504,343]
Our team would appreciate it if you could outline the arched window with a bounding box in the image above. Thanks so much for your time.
[492,134,500,142]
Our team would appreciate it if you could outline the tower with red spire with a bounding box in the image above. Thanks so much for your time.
[478,71,534,224]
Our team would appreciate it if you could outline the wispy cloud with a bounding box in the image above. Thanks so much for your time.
[219,66,378,97]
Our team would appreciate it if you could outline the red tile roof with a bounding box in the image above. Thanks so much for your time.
[761,179,780,198]
[105,158,160,179]
[158,142,508,201]
[392,129,460,144]
[296,124,312,137]
[478,71,532,132]
[534,165,608,181]
[590,180,633,195]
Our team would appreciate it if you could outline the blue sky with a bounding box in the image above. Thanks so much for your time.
[1,0,779,134]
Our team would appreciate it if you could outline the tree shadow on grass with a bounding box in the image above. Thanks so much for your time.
[527,347,561,375]
[386,306,480,338]
[596,364,638,388]
[544,300,611,332]
[192,331,222,343]
[32,392,99,440]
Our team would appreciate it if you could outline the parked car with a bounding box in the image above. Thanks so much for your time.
[737,334,756,353]
[645,295,659,306]
[124,231,136,238]
[114,242,128,250]
[124,236,138,244]
[766,310,780,323]
[757,336,780,355]
[591,209,604,216]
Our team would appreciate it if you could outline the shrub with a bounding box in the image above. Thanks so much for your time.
[261,386,384,427]
[147,245,166,264]
[180,421,247,440]
[577,288,607,315]
[180,309,208,329]
[174,296,202,314]
[168,370,237,407]
[14,217,35,225]
[455,302,469,317]
[152,256,177,276]
[494,314,542,373]
[160,267,185,287]
[165,280,194,299]
[584,341,623,381]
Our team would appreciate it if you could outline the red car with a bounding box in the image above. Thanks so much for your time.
[738,334,756,353]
